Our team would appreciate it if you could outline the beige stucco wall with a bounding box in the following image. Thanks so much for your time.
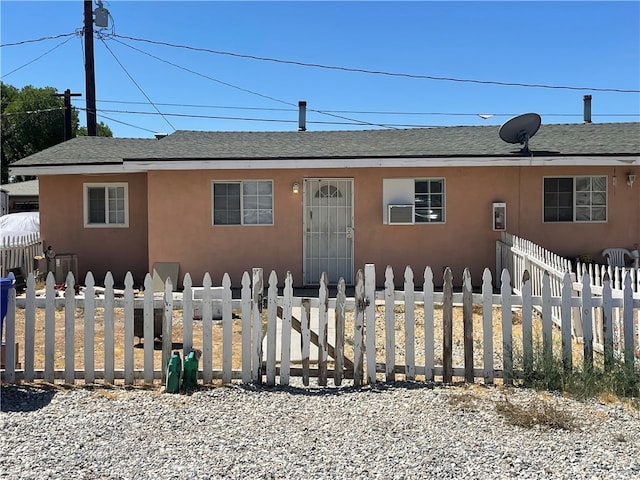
[37,164,637,288]
[146,165,638,289]
[38,173,148,286]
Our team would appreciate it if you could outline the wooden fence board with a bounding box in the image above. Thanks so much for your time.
[241,272,252,383]
[353,269,364,387]
[334,278,346,386]
[84,273,95,384]
[44,273,55,383]
[161,278,174,384]
[365,264,376,384]
[501,269,512,386]
[143,274,154,385]
[266,271,278,387]
[24,273,36,382]
[404,266,415,381]
[280,272,293,385]
[442,267,453,384]
[222,273,233,385]
[482,268,494,385]
[384,266,395,383]
[252,268,263,384]
[318,273,329,387]
[424,267,434,382]
[64,273,75,385]
[124,273,135,385]
[463,268,473,383]
[104,273,115,385]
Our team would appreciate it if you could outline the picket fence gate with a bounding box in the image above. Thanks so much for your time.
[1,264,638,387]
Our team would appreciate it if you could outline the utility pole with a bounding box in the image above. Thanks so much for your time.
[84,0,97,136]
[53,89,82,141]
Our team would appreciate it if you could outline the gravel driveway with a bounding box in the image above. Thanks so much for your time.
[1,381,639,479]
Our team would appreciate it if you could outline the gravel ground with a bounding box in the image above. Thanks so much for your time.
[1,380,639,480]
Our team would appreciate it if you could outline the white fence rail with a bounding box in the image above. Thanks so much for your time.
[2,264,638,387]
[0,232,42,278]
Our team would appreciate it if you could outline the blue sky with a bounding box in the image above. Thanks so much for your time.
[1,1,639,138]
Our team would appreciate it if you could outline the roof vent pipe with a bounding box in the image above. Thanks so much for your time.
[298,101,307,131]
[583,95,592,124]
[154,133,168,139]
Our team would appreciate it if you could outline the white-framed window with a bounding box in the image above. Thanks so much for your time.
[543,176,607,222]
[383,178,445,224]
[212,180,273,226]
[83,183,129,227]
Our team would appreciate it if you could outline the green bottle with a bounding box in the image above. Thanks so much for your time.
[182,350,199,391]
[166,351,182,393]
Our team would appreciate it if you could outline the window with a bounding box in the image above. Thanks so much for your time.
[543,176,607,222]
[213,180,273,225]
[382,178,446,224]
[84,183,128,227]
[414,179,445,223]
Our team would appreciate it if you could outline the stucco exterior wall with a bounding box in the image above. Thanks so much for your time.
[36,163,637,289]
[38,173,148,286]
[146,165,638,289]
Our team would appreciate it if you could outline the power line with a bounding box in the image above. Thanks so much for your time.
[1,107,65,117]
[0,32,79,48]
[1,34,79,79]
[83,99,640,118]
[111,33,640,94]
[98,37,176,132]
[104,35,396,129]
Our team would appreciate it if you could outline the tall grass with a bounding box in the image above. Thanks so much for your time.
[514,336,639,408]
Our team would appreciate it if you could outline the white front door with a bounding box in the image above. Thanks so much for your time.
[303,178,354,285]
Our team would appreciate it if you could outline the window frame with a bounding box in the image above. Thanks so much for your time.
[83,182,129,228]
[542,175,607,223]
[211,179,274,226]
[414,178,446,224]
[382,177,446,225]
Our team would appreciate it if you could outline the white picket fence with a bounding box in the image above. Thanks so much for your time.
[0,232,42,277]
[497,232,639,356]
[2,263,638,387]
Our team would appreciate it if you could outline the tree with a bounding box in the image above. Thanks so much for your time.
[77,122,113,137]
[1,82,112,184]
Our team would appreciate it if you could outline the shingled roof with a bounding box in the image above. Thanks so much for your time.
[10,122,640,172]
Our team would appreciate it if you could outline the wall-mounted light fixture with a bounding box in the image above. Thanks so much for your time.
[627,173,636,188]
[292,182,300,194]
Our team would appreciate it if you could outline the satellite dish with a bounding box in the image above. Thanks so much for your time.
[499,113,541,154]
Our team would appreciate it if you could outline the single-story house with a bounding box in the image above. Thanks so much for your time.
[8,119,639,289]
[0,179,39,214]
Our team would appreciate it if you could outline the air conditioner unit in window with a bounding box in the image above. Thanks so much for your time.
[388,204,415,225]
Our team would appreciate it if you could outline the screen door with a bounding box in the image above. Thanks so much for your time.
[303,178,354,285]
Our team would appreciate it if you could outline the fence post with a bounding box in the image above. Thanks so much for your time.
[602,272,613,372]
